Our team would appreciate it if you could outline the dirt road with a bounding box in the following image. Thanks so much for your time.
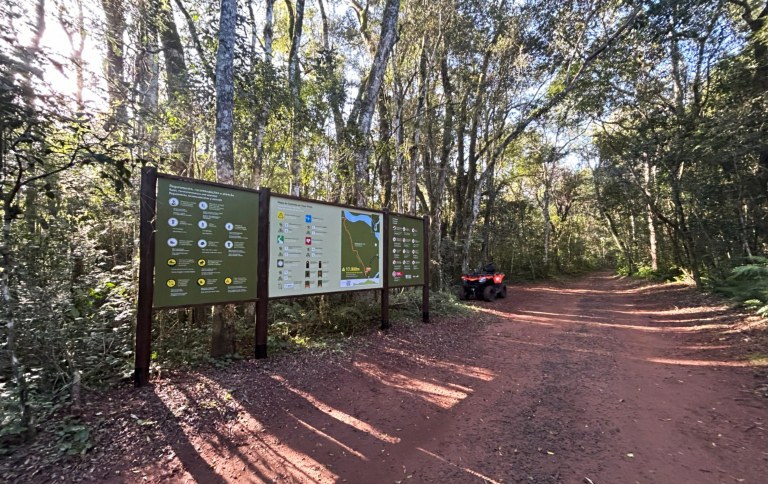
[7,273,767,483]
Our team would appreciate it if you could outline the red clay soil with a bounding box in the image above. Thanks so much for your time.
[4,273,768,483]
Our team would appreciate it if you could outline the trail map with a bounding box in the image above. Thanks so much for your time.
[340,210,381,287]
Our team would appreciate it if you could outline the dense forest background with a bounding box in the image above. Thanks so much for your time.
[1,0,766,443]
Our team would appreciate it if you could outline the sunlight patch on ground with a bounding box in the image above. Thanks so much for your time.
[155,376,339,483]
[377,347,496,382]
[678,345,733,351]
[610,323,734,332]
[516,310,609,320]
[644,316,732,324]
[235,435,339,483]
[473,306,557,327]
[244,438,339,482]
[419,359,495,382]
[354,361,472,409]
[270,374,400,444]
[288,412,368,460]
[612,307,729,317]
[530,281,693,296]
[592,321,732,333]
[417,447,502,484]
[645,357,767,368]
[504,312,733,333]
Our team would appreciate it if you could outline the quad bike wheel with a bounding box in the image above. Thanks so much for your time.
[457,285,469,300]
[483,285,497,301]
[497,284,507,298]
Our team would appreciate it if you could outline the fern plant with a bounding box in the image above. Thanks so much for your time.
[729,257,768,280]
[717,257,768,315]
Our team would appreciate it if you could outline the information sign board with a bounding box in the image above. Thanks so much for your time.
[269,196,383,297]
[153,177,259,308]
[387,215,425,286]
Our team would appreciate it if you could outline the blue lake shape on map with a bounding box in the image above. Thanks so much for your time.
[342,210,381,240]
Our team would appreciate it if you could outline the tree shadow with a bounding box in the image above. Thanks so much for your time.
[130,325,508,482]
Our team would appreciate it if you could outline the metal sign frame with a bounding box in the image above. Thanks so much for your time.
[135,168,429,387]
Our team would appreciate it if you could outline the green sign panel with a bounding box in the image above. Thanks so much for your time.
[268,196,383,297]
[153,178,259,308]
[388,215,425,287]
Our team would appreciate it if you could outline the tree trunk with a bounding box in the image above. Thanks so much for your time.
[101,0,127,128]
[480,171,496,264]
[738,196,753,258]
[173,0,215,82]
[452,98,468,240]
[428,51,455,289]
[211,0,237,357]
[60,0,86,111]
[644,158,658,270]
[287,0,305,197]
[134,0,160,158]
[158,0,194,174]
[346,0,401,206]
[670,174,702,286]
[250,0,275,189]
[541,184,552,276]
[593,172,634,274]
[378,94,393,208]
[393,63,405,212]
[459,35,497,248]
[317,0,345,145]
[461,167,490,272]
[214,0,236,184]
[408,41,427,214]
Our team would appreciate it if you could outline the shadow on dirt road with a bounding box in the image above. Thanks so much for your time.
[5,273,766,483]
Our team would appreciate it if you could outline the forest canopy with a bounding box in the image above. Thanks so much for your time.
[1,0,767,442]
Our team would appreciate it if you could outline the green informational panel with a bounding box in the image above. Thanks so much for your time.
[153,177,259,308]
[269,196,383,297]
[388,215,425,287]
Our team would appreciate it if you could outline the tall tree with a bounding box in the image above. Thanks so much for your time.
[134,0,160,159]
[211,0,237,356]
[343,0,401,206]
[158,0,194,174]
[249,0,275,188]
[286,0,305,196]
[101,0,128,128]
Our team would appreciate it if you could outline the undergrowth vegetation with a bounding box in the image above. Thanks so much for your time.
[714,257,768,317]
[150,289,470,368]
[2,286,467,454]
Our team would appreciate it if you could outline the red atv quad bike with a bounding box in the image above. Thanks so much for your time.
[457,264,507,302]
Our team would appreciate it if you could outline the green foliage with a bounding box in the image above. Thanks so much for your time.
[1,5,136,443]
[151,310,213,369]
[54,418,92,456]
[624,265,681,281]
[0,381,26,451]
[1,180,136,437]
[589,0,768,285]
[730,258,768,280]
[714,259,768,315]
[267,294,379,352]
